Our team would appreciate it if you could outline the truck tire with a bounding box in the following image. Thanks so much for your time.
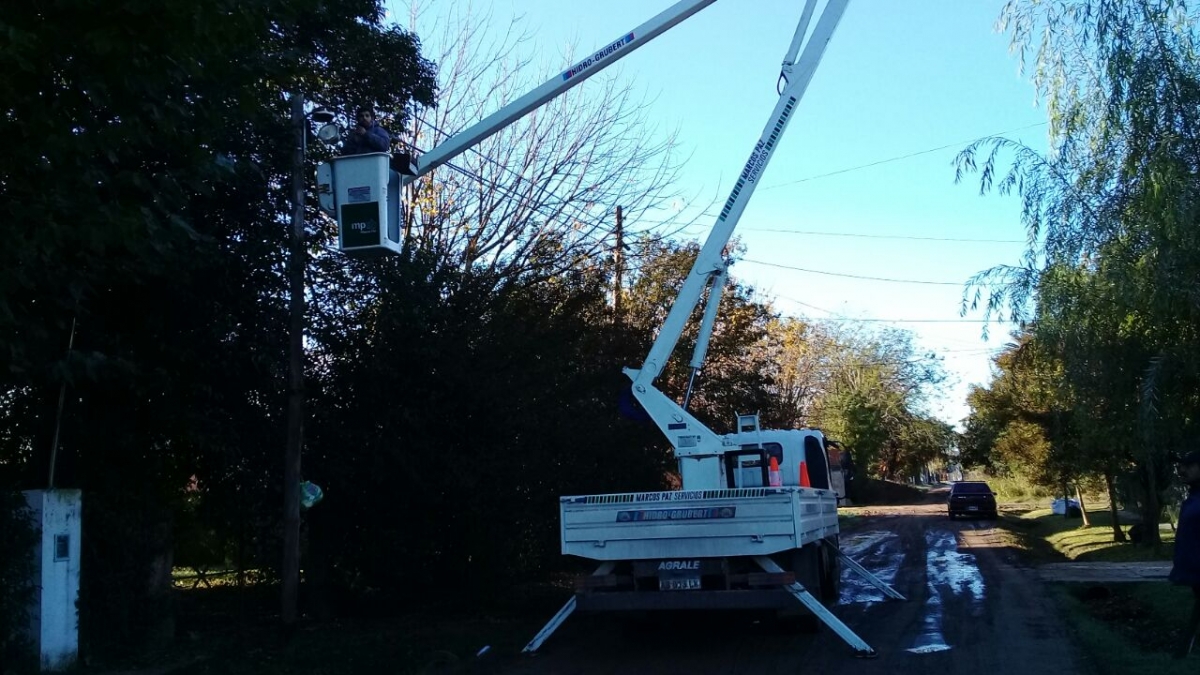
[818,536,841,605]
[776,545,822,633]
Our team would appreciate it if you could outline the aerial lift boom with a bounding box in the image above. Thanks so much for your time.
[316,0,723,250]
[401,0,717,182]
[624,0,847,491]
[316,0,907,657]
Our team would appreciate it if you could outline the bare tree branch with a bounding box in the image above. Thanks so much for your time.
[394,1,689,287]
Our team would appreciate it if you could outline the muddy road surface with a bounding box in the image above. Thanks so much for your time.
[498,502,1082,675]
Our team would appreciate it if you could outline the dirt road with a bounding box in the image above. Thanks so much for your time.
[496,502,1083,675]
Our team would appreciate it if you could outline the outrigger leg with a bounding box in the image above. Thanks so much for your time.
[753,555,879,659]
[522,562,615,654]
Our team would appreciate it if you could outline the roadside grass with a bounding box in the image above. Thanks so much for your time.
[999,506,1174,564]
[993,503,1190,672]
[1055,582,1198,675]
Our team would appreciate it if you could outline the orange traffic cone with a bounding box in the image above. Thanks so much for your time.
[799,461,811,488]
[768,456,782,487]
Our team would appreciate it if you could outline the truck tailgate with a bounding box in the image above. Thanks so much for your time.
[560,487,838,560]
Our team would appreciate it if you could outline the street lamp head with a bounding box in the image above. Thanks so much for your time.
[316,122,342,146]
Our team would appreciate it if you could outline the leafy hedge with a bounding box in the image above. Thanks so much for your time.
[0,490,37,673]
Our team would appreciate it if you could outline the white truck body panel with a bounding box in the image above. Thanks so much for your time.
[561,487,838,561]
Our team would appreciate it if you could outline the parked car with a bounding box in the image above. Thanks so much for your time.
[948,481,998,519]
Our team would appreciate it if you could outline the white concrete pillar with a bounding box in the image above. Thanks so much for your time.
[23,489,81,672]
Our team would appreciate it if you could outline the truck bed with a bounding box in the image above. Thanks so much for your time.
[560,487,838,561]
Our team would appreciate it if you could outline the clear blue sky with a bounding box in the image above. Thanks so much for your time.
[390,0,1050,428]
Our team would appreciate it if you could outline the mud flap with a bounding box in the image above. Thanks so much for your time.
[753,555,878,659]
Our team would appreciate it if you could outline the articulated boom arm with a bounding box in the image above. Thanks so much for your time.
[624,0,850,466]
[320,0,728,256]
[399,0,718,184]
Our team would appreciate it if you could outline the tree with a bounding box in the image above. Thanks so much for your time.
[761,318,842,429]
[0,0,437,653]
[305,250,673,598]
[962,324,1130,539]
[956,0,1200,546]
[0,491,37,669]
[619,237,777,435]
[807,325,948,480]
[1037,264,1143,537]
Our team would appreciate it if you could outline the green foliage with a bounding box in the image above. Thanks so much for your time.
[1054,583,1198,675]
[621,237,777,434]
[0,0,436,658]
[795,324,951,479]
[0,0,952,664]
[306,251,672,596]
[0,490,37,670]
[960,330,1078,489]
[986,476,1054,502]
[957,0,1200,545]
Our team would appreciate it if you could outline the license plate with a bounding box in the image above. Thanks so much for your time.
[659,577,701,591]
[968,506,979,511]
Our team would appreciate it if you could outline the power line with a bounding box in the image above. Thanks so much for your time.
[411,117,1047,252]
[776,296,838,316]
[741,227,1023,244]
[409,116,684,253]
[759,122,1047,191]
[635,121,1048,229]
[408,141,652,259]
[769,295,1002,324]
[413,115,694,246]
[413,143,612,237]
[816,317,1002,323]
[742,258,969,286]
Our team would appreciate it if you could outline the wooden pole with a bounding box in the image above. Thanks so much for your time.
[282,92,306,628]
[614,205,624,323]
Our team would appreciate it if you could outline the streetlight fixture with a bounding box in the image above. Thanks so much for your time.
[311,107,342,147]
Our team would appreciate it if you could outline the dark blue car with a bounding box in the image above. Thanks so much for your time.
[948,481,998,520]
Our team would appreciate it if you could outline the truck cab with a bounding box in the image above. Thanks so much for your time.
[724,429,835,492]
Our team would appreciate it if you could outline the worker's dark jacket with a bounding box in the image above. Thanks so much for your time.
[342,122,391,155]
[1170,485,1200,585]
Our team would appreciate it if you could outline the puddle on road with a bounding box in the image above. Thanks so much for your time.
[838,530,905,606]
[925,529,986,611]
[907,592,951,655]
[906,528,987,654]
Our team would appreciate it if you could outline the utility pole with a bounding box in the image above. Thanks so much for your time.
[613,205,624,324]
[282,92,306,628]
[47,312,78,489]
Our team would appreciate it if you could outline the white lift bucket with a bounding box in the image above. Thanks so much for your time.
[316,152,403,256]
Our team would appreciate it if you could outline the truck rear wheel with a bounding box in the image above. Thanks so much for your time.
[818,536,841,604]
[775,545,822,633]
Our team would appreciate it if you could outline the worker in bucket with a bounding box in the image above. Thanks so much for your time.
[1170,449,1200,658]
[342,106,391,155]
